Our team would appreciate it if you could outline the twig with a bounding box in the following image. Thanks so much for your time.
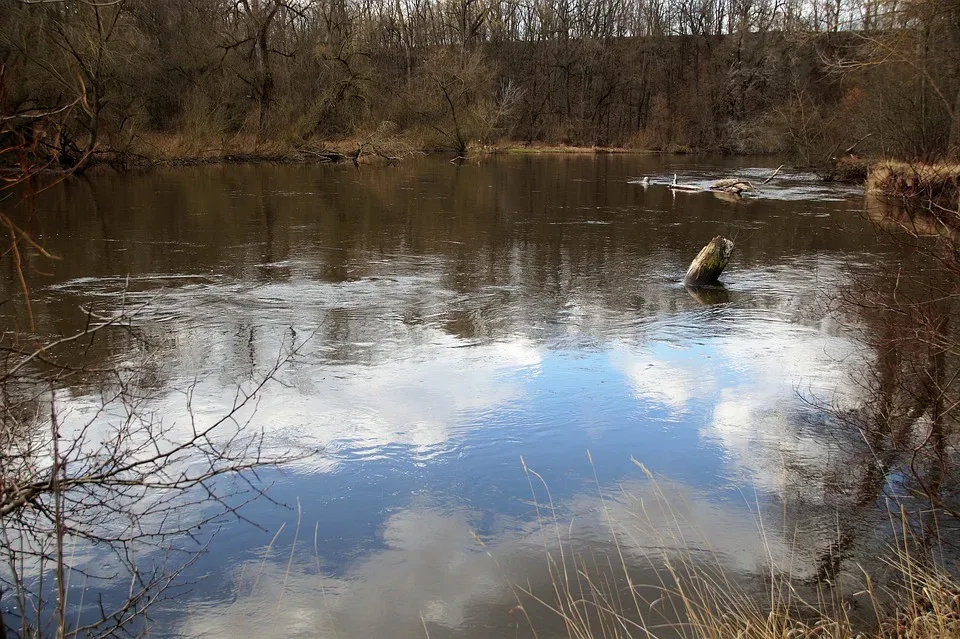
[844,133,873,156]
[762,164,784,185]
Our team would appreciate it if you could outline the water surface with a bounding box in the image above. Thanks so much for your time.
[3,155,895,637]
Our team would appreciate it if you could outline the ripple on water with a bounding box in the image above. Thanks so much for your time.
[18,158,898,639]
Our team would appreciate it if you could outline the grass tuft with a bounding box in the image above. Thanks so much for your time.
[867,161,960,211]
[513,458,960,639]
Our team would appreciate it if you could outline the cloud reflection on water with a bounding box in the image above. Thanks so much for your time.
[46,252,880,639]
[55,262,875,544]
[612,310,870,506]
[178,473,827,639]
[8,158,887,638]
[56,271,544,475]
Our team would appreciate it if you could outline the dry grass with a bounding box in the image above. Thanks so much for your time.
[115,132,672,165]
[495,143,637,155]
[131,132,307,162]
[867,161,960,206]
[192,457,960,639]
[506,456,960,639]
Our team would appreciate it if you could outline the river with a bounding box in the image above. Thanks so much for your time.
[2,155,919,637]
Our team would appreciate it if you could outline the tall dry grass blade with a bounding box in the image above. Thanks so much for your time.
[251,522,286,597]
[274,498,302,616]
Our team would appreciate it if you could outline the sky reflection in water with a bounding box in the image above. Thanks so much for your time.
[10,156,887,637]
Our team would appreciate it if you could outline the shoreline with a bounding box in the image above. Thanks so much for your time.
[67,135,783,173]
[865,161,960,230]
[98,145,670,169]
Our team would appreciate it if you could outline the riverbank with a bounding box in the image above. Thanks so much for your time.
[77,134,742,171]
[863,161,960,234]
[867,161,960,203]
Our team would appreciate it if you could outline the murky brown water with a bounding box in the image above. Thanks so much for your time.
[3,155,915,637]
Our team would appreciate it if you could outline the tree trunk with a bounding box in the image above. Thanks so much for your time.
[256,24,274,136]
[683,236,734,285]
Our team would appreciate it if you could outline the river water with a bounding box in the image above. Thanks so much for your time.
[3,155,902,636]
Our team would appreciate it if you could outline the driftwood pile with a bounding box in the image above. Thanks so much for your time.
[664,164,784,196]
[709,178,756,194]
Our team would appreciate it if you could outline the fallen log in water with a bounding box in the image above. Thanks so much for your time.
[762,164,784,184]
[668,174,703,192]
[712,191,744,204]
[709,178,756,194]
[708,166,781,195]
[301,149,349,163]
[684,236,734,285]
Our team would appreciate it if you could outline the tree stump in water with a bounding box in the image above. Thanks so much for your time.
[683,236,734,285]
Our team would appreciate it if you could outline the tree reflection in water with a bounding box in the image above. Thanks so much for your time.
[814,197,960,580]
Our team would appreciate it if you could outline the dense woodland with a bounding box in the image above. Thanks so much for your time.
[1,0,959,164]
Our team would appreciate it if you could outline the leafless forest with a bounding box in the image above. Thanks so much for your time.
[1,0,958,162]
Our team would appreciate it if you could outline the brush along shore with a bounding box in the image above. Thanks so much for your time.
[867,161,960,211]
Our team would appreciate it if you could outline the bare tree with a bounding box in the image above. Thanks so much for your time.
[220,0,307,138]
[0,299,315,637]
[419,47,494,155]
[0,63,94,329]
[1,71,317,637]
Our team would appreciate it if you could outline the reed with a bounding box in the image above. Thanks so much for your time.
[513,456,960,639]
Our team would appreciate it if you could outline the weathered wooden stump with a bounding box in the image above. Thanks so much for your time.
[683,236,734,285]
